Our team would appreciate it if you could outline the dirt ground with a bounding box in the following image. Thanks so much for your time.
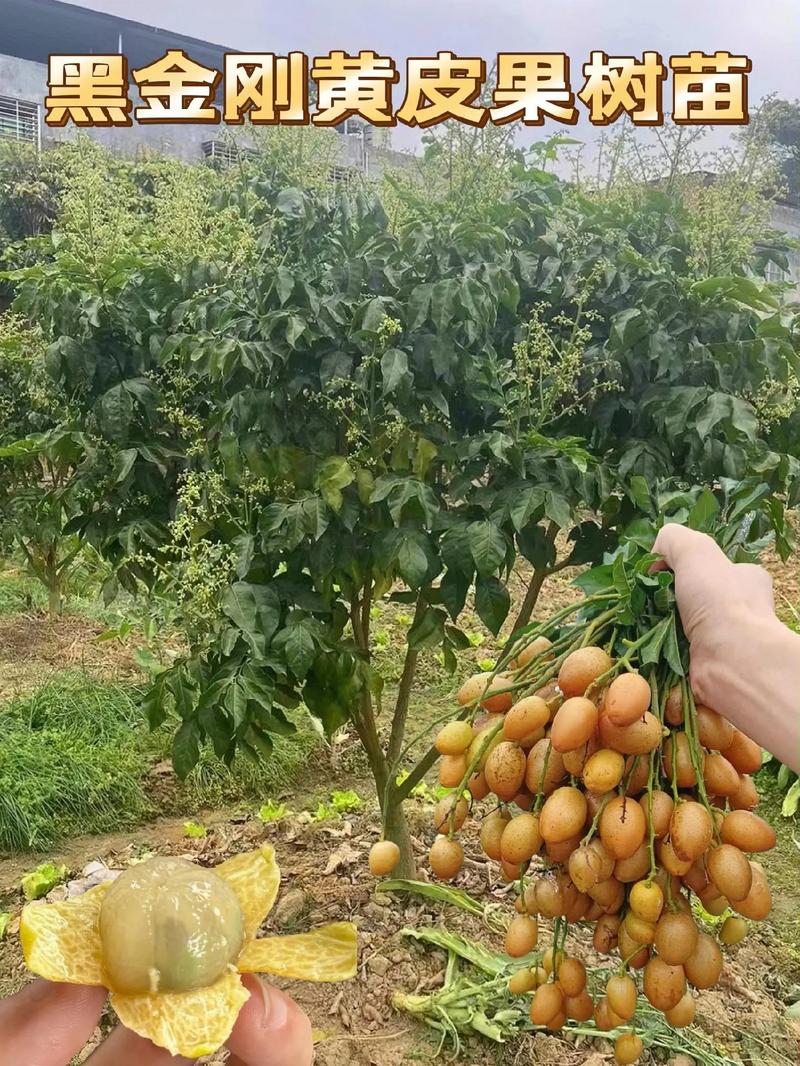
[1,550,799,1064]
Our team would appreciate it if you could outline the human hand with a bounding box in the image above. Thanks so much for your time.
[653,523,800,773]
[0,975,314,1066]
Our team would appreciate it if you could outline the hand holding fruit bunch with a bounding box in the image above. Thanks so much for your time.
[370,526,798,1064]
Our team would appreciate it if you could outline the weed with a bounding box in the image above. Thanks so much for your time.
[256,800,291,823]
[182,821,207,838]
[21,862,67,900]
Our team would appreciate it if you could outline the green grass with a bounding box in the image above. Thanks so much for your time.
[0,670,322,854]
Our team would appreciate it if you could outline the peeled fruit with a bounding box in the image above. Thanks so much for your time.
[530,982,564,1025]
[503,696,550,742]
[605,671,651,726]
[99,858,244,995]
[696,705,735,752]
[654,911,698,966]
[506,914,539,957]
[599,712,662,755]
[670,801,714,861]
[558,646,613,698]
[719,915,748,946]
[439,754,468,789]
[526,739,567,795]
[665,990,696,1028]
[511,635,553,670]
[485,742,527,801]
[556,957,586,997]
[429,837,464,881]
[501,813,542,865]
[643,956,686,1011]
[550,697,599,753]
[435,720,474,756]
[433,794,469,834]
[723,729,762,774]
[614,1032,644,1065]
[583,748,625,793]
[600,795,647,860]
[606,973,637,1020]
[368,841,400,877]
[540,786,588,844]
[684,932,723,989]
[720,810,776,853]
[706,844,752,902]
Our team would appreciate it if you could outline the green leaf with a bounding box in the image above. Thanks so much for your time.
[408,605,446,650]
[281,621,317,679]
[114,448,138,483]
[439,568,470,620]
[381,348,411,394]
[99,384,133,444]
[474,575,510,635]
[315,456,354,512]
[173,719,201,779]
[183,821,208,838]
[221,583,281,659]
[687,489,721,531]
[781,777,800,818]
[398,533,430,588]
[468,521,507,577]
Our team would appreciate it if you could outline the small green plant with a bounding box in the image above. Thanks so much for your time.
[314,789,363,821]
[465,631,484,648]
[396,613,414,626]
[182,820,208,838]
[256,799,291,823]
[374,630,390,647]
[21,862,68,900]
[477,658,497,672]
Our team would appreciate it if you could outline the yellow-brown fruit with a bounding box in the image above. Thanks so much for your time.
[703,753,741,797]
[457,672,492,706]
[505,914,539,957]
[438,754,468,789]
[556,957,586,997]
[696,705,735,752]
[656,838,692,877]
[722,729,762,774]
[510,635,554,670]
[481,674,515,714]
[654,911,698,966]
[643,956,686,1011]
[664,685,684,726]
[535,879,565,919]
[479,810,510,861]
[593,913,621,954]
[684,932,723,989]
[540,786,588,844]
[594,996,624,1031]
[529,982,564,1026]
[433,794,469,834]
[429,836,464,881]
[614,1032,643,1065]
[542,945,566,975]
[630,879,664,923]
[624,913,657,945]
[599,795,647,860]
[614,842,651,884]
[707,844,753,902]
[550,697,599,753]
[503,696,550,742]
[731,862,772,920]
[564,989,594,1022]
[618,925,650,970]
[368,841,401,877]
[558,646,613,698]
[485,741,527,802]
[583,748,625,794]
[467,723,503,770]
[501,859,522,883]
[599,712,662,755]
[665,991,696,1028]
[435,720,474,756]
[500,812,542,865]
[729,774,759,811]
[606,973,637,1021]
[662,732,700,788]
[640,789,674,839]
[508,968,538,994]
[670,801,714,861]
[568,839,613,894]
[720,810,777,853]
[525,739,567,796]
[468,770,490,801]
[605,671,651,726]
[719,916,748,946]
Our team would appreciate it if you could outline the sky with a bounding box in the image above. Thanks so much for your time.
[76,0,799,152]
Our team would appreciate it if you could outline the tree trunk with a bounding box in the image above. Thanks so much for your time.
[45,553,63,616]
[380,784,417,879]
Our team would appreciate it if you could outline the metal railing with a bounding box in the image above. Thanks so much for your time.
[0,96,41,150]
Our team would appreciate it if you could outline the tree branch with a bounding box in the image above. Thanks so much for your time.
[387,594,424,766]
[394,743,439,802]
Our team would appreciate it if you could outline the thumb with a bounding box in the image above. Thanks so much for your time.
[653,524,729,572]
[227,976,314,1066]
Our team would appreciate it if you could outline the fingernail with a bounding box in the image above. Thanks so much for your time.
[256,982,290,1031]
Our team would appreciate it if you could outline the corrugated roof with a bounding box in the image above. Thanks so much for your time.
[0,0,232,69]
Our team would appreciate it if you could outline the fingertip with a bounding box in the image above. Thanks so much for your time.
[228,976,313,1066]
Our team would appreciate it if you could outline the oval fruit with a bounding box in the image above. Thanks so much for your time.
[540,786,588,845]
[643,956,686,1011]
[526,739,567,795]
[654,911,698,965]
[503,696,550,742]
[729,774,758,811]
[664,685,684,726]
[721,810,776,853]
[707,844,752,902]
[605,672,651,726]
[732,862,772,920]
[599,712,662,755]
[696,705,735,751]
[665,991,696,1028]
[583,748,625,793]
[615,1033,644,1065]
[468,770,490,801]
[614,842,651,883]
[720,915,748,946]
[556,957,586,997]
[457,672,491,706]
[479,810,510,860]
[599,795,647,859]
[368,840,400,877]
[662,732,701,787]
[606,973,637,1020]
[558,646,613,698]
[670,801,714,861]
[435,720,474,756]
[439,754,468,789]
[429,836,464,881]
[703,753,741,797]
[511,635,554,670]
[550,697,599,753]
[529,982,564,1026]
[467,723,502,770]
[723,730,762,774]
[506,914,539,957]
[684,932,723,989]
[593,913,621,954]
[501,813,542,865]
[485,742,527,801]
[630,879,664,923]
[640,789,674,838]
[508,968,537,994]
